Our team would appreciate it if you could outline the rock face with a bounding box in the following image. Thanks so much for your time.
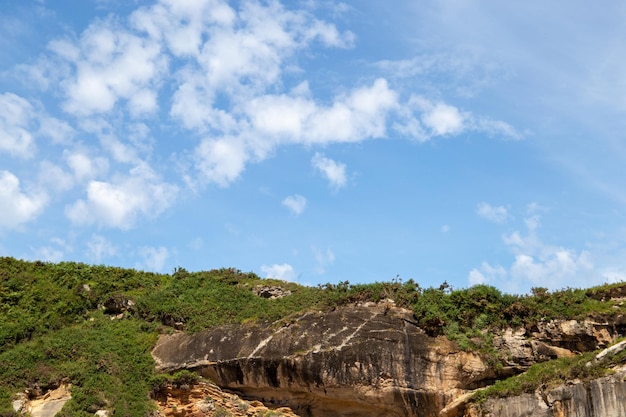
[153,380,301,417]
[152,303,495,417]
[151,303,625,417]
[12,384,72,417]
[464,366,626,417]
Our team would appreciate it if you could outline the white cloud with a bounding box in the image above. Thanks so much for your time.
[131,0,237,58]
[193,137,248,187]
[37,116,75,145]
[33,246,64,263]
[474,118,522,140]
[260,263,297,281]
[138,246,169,272]
[468,262,507,286]
[86,234,117,262]
[470,213,595,293]
[0,93,36,158]
[0,93,78,160]
[31,237,72,263]
[182,77,397,187]
[0,170,47,230]
[476,202,511,223]
[504,219,594,290]
[54,18,167,117]
[421,102,466,136]
[302,79,397,143]
[18,0,516,195]
[282,194,307,216]
[66,163,178,229]
[64,150,109,182]
[601,269,626,284]
[312,152,347,189]
[37,161,74,192]
[313,247,335,274]
[394,94,520,142]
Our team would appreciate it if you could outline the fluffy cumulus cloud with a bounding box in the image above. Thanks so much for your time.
[0,0,525,278]
[0,170,47,230]
[260,263,297,281]
[0,93,37,158]
[469,214,595,293]
[66,163,178,230]
[312,153,347,190]
[12,0,520,204]
[282,194,307,216]
[50,18,167,117]
[246,78,398,145]
[192,137,248,187]
[0,93,73,159]
[476,202,511,223]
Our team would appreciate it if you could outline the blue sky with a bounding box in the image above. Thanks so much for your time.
[1,0,626,293]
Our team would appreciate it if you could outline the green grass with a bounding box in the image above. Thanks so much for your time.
[472,341,626,402]
[0,313,158,416]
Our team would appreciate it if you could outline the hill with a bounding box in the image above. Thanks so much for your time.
[1,257,625,416]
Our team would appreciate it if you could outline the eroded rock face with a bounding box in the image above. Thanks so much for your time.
[153,380,301,417]
[152,304,495,417]
[464,365,626,417]
[13,384,72,417]
[151,303,626,417]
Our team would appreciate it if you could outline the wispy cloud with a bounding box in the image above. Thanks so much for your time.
[313,247,335,274]
[469,213,595,293]
[312,153,347,190]
[476,202,511,224]
[282,194,307,216]
[138,246,169,272]
[86,234,117,263]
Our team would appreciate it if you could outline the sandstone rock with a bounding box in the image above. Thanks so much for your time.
[22,384,72,417]
[153,381,299,417]
[466,366,626,417]
[151,304,626,417]
[153,304,494,417]
[532,320,613,352]
[254,285,292,299]
[12,393,26,412]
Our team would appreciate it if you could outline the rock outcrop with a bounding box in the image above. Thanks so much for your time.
[463,365,626,417]
[152,302,625,417]
[12,384,72,417]
[153,380,300,417]
[153,303,496,417]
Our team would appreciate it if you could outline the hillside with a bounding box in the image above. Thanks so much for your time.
[1,257,626,416]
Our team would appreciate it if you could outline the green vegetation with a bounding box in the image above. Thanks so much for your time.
[0,257,624,415]
[473,340,626,402]
[412,283,617,338]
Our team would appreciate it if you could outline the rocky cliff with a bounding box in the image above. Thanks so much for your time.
[463,365,626,417]
[151,301,626,417]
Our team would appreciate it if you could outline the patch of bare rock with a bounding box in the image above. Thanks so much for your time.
[151,381,300,417]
